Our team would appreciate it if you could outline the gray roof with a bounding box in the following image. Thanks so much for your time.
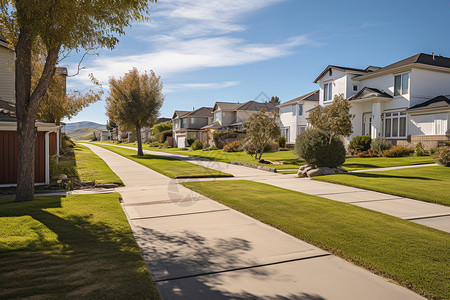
[172,110,190,119]
[406,95,450,112]
[314,65,369,83]
[348,87,393,101]
[184,107,213,118]
[371,53,450,74]
[279,90,319,107]
[201,121,221,129]
[0,99,15,121]
[235,101,278,112]
[214,102,241,111]
[156,117,171,124]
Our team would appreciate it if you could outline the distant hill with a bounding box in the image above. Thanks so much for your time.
[64,121,106,132]
[66,127,101,141]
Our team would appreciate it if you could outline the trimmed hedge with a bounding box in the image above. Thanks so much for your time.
[223,141,241,152]
[213,130,246,149]
[349,135,371,153]
[191,140,203,150]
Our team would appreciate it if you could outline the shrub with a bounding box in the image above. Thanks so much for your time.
[152,121,172,142]
[264,141,275,152]
[278,136,286,148]
[159,140,170,149]
[203,146,218,151]
[430,147,439,155]
[186,137,196,146]
[278,147,289,151]
[415,142,429,156]
[242,140,258,157]
[191,140,203,150]
[355,150,378,157]
[434,146,450,167]
[148,141,160,147]
[223,141,241,152]
[348,135,371,154]
[382,145,414,157]
[181,147,189,151]
[213,130,246,149]
[160,129,173,143]
[370,138,392,153]
[294,128,346,168]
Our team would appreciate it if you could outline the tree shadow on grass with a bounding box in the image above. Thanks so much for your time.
[0,196,158,299]
[346,172,437,181]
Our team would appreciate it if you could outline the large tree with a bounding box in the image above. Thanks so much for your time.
[308,93,354,143]
[243,109,280,161]
[106,68,164,156]
[0,0,154,202]
[268,96,280,104]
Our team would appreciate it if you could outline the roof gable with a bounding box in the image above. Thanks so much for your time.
[279,90,319,107]
[348,87,393,101]
[313,65,368,83]
[407,95,450,112]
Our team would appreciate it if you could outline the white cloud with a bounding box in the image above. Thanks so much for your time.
[68,0,312,91]
[164,81,240,93]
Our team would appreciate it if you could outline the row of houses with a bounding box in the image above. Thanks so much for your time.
[171,52,450,149]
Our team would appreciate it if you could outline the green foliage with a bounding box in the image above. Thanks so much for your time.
[382,145,414,157]
[415,142,429,156]
[278,136,286,148]
[106,120,117,131]
[370,138,392,153]
[434,146,450,167]
[148,141,160,147]
[91,132,98,141]
[159,130,173,143]
[269,96,280,104]
[223,141,241,152]
[294,128,345,168]
[244,109,280,160]
[191,140,203,151]
[308,94,354,141]
[151,121,172,142]
[213,130,246,149]
[186,137,196,146]
[348,135,371,153]
[202,146,218,151]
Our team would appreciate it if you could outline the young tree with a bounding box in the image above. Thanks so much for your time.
[243,109,280,161]
[106,68,164,156]
[308,93,354,143]
[1,0,154,202]
[151,121,172,142]
[269,96,280,104]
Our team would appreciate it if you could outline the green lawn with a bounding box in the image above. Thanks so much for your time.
[314,166,450,206]
[0,193,160,299]
[94,144,233,178]
[183,180,449,299]
[53,144,123,185]
[107,142,434,172]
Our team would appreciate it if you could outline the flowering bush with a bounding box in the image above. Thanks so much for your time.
[223,141,241,152]
[434,146,450,167]
[382,145,414,157]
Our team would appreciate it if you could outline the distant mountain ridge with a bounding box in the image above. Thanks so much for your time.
[64,121,106,132]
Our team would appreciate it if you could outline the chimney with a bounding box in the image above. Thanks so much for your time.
[432,52,435,60]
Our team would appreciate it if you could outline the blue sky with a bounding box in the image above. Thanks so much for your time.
[63,0,450,125]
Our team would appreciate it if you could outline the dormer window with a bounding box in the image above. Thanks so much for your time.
[324,82,333,102]
[394,73,409,96]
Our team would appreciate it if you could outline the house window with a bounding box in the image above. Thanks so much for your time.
[281,127,290,143]
[292,105,296,116]
[297,125,306,135]
[353,85,358,91]
[298,104,303,116]
[190,118,195,124]
[324,82,333,102]
[214,111,221,122]
[384,112,407,138]
[394,73,409,96]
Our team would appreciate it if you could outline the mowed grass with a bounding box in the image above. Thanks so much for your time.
[54,144,123,185]
[0,193,160,299]
[314,166,450,206]
[182,180,450,299]
[95,144,232,178]
[343,156,435,171]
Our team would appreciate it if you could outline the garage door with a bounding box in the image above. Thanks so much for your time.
[177,136,186,148]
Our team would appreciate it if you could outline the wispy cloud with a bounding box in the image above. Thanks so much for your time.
[68,0,312,93]
[164,81,240,93]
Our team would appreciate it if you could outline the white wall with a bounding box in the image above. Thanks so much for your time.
[279,102,317,143]
[0,46,14,103]
[319,69,347,106]
[410,69,450,107]
[410,112,449,135]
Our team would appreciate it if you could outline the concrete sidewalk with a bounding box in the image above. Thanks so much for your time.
[83,143,423,300]
[102,144,450,233]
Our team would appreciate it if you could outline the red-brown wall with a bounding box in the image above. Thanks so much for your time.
[0,131,46,184]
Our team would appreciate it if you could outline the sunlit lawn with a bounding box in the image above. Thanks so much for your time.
[0,193,160,299]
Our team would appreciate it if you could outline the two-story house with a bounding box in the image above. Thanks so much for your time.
[314,53,450,148]
[278,90,319,143]
[172,107,213,147]
[0,34,62,186]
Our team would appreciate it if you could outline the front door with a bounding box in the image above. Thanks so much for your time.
[363,113,372,136]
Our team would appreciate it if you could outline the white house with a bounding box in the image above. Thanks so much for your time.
[314,53,450,148]
[278,90,319,143]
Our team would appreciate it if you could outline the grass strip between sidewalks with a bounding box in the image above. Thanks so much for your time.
[183,180,449,299]
[94,143,233,179]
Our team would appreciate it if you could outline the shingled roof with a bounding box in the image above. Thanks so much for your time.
[406,95,450,112]
[279,90,319,107]
[348,87,393,101]
[235,101,278,112]
[183,107,213,118]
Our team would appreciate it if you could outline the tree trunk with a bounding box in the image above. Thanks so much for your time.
[136,124,143,156]
[258,146,264,161]
[14,28,60,202]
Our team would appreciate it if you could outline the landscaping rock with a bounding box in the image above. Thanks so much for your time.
[306,168,323,177]
[58,174,68,180]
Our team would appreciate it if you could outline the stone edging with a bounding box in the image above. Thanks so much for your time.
[230,161,278,173]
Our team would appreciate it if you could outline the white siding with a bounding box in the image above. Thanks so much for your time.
[410,113,449,135]
[0,46,15,103]
[410,69,450,107]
